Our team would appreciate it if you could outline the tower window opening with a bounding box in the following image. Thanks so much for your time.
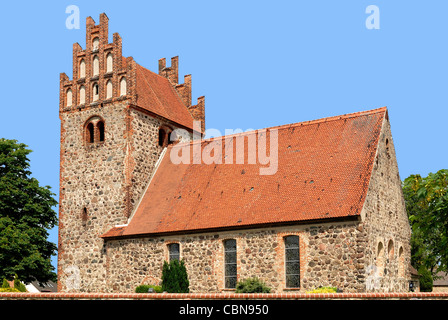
[98,121,105,142]
[81,207,88,222]
[158,128,166,147]
[106,80,113,99]
[93,83,99,101]
[87,122,94,143]
[85,116,105,145]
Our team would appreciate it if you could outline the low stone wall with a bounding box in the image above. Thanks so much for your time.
[1,292,447,300]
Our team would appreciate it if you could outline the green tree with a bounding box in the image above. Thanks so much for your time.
[403,169,448,275]
[161,259,189,293]
[0,139,58,283]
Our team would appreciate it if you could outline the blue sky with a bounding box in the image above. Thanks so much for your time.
[0,1,447,270]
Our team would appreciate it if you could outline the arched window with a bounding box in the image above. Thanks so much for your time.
[97,121,105,142]
[106,53,113,73]
[81,207,88,223]
[398,246,405,277]
[224,239,237,289]
[79,86,86,104]
[120,77,127,96]
[387,240,394,260]
[168,243,180,262]
[106,80,113,99]
[92,83,99,101]
[93,55,99,76]
[158,126,174,148]
[85,116,105,145]
[86,122,94,143]
[66,88,73,107]
[285,235,300,288]
[92,37,99,51]
[377,242,384,276]
[79,59,86,78]
[158,128,167,147]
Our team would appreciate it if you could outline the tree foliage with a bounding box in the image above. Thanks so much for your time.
[0,138,58,283]
[161,259,189,293]
[403,169,448,274]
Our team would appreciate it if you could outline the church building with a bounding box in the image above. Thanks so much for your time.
[58,13,412,293]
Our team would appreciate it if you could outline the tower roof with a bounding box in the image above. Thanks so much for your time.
[134,63,196,130]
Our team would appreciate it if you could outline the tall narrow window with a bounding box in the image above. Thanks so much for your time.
[92,83,99,101]
[86,122,94,143]
[79,86,86,104]
[158,128,167,147]
[106,80,113,99]
[106,53,113,73]
[66,89,73,107]
[387,240,394,260]
[168,243,180,262]
[93,55,99,76]
[120,77,127,96]
[97,121,105,142]
[224,239,237,289]
[377,242,384,276]
[285,236,300,288]
[398,246,405,277]
[79,59,86,78]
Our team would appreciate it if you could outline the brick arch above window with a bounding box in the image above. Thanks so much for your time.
[84,116,105,145]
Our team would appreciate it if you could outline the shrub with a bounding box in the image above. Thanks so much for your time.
[161,259,190,293]
[13,275,27,292]
[306,286,338,293]
[135,284,163,293]
[1,279,10,289]
[235,277,271,293]
[0,287,21,292]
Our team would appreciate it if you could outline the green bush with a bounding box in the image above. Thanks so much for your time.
[0,287,21,292]
[1,279,10,288]
[235,277,271,293]
[13,275,27,292]
[135,284,163,293]
[161,259,189,293]
[306,286,338,293]
[2,275,27,292]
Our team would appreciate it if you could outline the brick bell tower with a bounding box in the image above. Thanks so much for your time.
[58,13,204,292]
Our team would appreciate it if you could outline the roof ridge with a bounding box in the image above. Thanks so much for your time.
[168,107,388,148]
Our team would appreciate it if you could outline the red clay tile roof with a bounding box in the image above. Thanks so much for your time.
[101,107,387,238]
[134,63,195,130]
